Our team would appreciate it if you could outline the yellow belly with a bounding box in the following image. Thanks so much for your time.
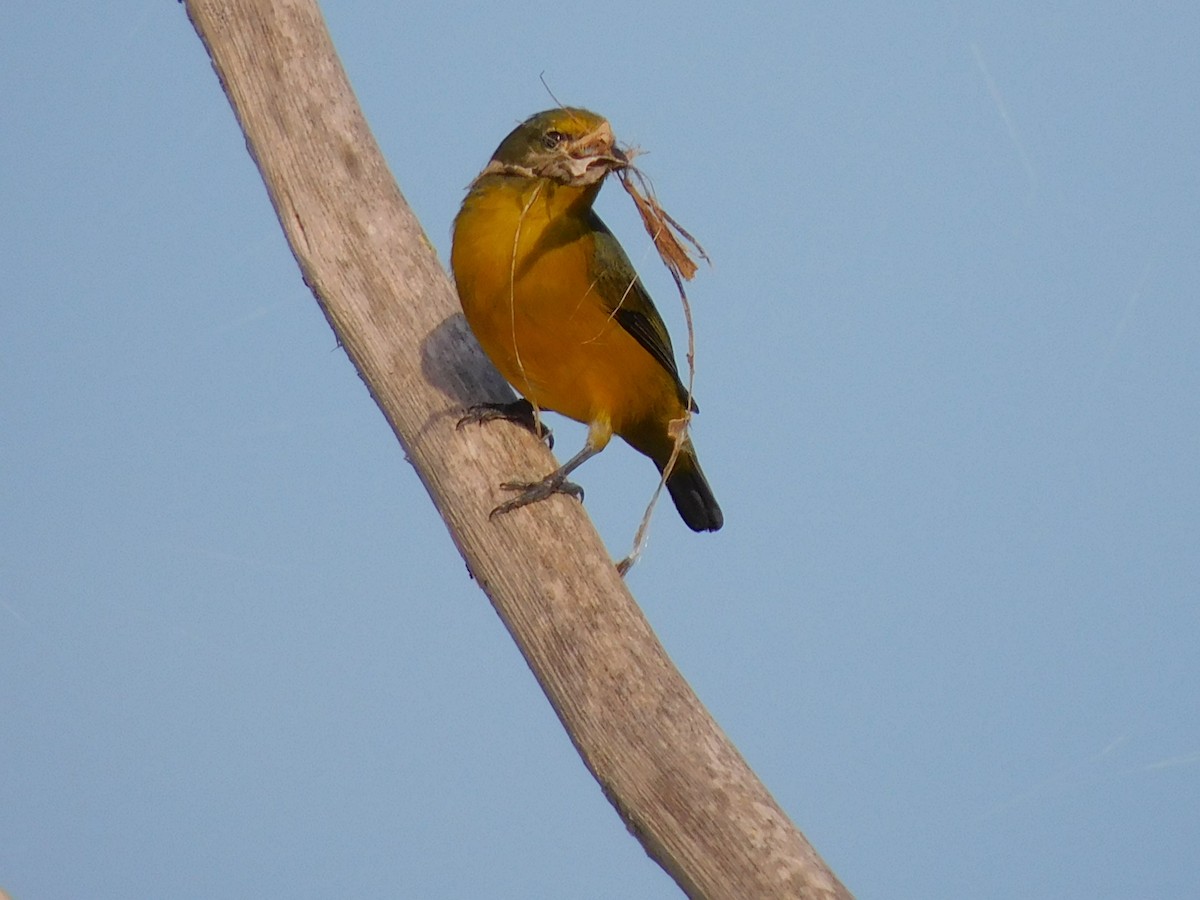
[451,179,684,442]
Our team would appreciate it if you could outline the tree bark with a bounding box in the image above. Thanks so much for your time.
[184,1,852,897]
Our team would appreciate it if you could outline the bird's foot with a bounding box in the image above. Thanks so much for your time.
[457,399,553,449]
[489,473,584,519]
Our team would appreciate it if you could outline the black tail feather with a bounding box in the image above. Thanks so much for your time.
[665,453,723,532]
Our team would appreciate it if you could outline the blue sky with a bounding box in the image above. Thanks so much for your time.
[3,2,1198,897]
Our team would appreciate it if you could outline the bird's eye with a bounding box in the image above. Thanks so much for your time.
[542,130,566,150]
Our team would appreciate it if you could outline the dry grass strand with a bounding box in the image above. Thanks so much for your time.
[618,166,710,283]
[613,163,708,574]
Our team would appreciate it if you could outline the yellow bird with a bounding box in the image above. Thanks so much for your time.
[451,107,722,532]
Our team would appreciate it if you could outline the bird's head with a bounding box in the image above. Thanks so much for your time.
[481,107,628,187]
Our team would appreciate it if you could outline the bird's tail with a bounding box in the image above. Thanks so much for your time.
[662,442,723,533]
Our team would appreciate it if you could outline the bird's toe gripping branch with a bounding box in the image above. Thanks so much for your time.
[487,439,603,520]
[457,398,554,449]
[490,470,585,519]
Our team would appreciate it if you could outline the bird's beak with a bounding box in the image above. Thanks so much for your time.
[561,122,628,184]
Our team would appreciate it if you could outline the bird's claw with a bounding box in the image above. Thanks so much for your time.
[457,399,553,449]
[489,475,584,519]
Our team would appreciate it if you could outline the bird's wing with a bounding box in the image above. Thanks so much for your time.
[589,215,696,411]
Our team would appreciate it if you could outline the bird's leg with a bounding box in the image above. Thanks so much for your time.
[457,398,553,449]
[490,443,601,519]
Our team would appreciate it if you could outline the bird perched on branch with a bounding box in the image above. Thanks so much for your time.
[451,107,722,532]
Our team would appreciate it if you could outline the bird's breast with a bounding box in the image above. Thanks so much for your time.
[451,179,682,433]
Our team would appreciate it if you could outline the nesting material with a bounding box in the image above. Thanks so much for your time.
[618,165,710,284]
[613,160,712,574]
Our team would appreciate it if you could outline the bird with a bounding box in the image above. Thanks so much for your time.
[451,107,722,532]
